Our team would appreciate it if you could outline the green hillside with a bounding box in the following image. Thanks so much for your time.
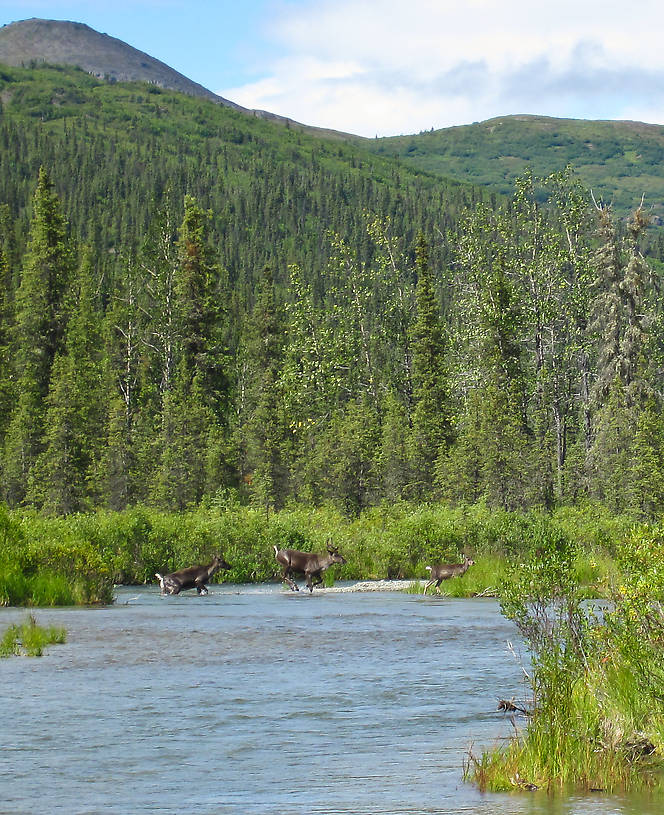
[0,18,226,105]
[367,115,664,221]
[0,61,493,515]
[0,61,479,285]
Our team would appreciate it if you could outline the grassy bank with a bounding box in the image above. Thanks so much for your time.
[0,500,634,606]
[467,521,664,793]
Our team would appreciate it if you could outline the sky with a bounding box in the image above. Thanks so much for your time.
[2,0,664,137]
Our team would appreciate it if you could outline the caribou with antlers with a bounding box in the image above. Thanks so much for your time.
[274,543,346,593]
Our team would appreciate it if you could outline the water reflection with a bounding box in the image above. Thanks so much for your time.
[0,585,661,814]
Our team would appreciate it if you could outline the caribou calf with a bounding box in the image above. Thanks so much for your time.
[424,555,475,594]
[274,544,346,593]
[155,554,231,595]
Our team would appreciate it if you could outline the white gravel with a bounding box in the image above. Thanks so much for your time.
[317,579,425,593]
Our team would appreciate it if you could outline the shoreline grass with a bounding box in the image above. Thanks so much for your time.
[1,614,66,657]
[466,521,664,794]
[3,499,663,794]
[0,501,638,606]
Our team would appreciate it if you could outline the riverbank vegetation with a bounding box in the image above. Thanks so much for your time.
[0,500,634,606]
[2,66,664,792]
[468,521,664,793]
[0,614,66,657]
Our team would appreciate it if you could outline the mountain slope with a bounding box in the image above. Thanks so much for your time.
[367,115,664,221]
[5,17,664,221]
[0,18,352,138]
[0,61,483,291]
[0,18,238,106]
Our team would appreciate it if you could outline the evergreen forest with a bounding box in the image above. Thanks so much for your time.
[1,63,663,519]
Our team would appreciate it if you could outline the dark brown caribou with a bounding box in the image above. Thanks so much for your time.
[274,544,346,593]
[423,555,475,594]
[155,554,231,595]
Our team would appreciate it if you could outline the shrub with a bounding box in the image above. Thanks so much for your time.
[471,518,664,792]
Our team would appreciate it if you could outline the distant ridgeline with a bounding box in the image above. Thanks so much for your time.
[0,18,234,104]
[0,61,663,519]
[364,115,664,229]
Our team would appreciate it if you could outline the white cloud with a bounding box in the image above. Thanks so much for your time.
[219,0,664,136]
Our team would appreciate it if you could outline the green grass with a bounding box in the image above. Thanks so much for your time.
[405,551,615,598]
[0,501,643,606]
[467,521,664,794]
[0,562,112,607]
[405,556,504,596]
[0,614,66,657]
[467,665,664,793]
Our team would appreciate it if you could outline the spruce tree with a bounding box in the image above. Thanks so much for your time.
[26,353,80,513]
[138,194,180,397]
[409,234,450,495]
[153,365,212,510]
[176,195,228,415]
[0,231,14,447]
[377,392,411,501]
[3,168,73,505]
[590,204,652,408]
[100,256,144,509]
[28,248,106,512]
[450,202,533,508]
[630,400,664,518]
[436,390,483,505]
[153,196,231,506]
[586,383,634,513]
[316,399,380,515]
[587,205,654,510]
[242,266,288,512]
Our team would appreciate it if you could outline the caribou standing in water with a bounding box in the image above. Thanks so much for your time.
[155,554,231,595]
[423,555,475,594]
[274,544,346,593]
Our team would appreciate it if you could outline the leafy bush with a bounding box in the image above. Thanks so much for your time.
[0,501,641,606]
[470,519,664,792]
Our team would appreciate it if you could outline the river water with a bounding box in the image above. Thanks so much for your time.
[1,584,662,814]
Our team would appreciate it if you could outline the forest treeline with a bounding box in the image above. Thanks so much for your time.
[1,157,662,517]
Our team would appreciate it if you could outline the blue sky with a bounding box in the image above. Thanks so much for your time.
[2,0,664,137]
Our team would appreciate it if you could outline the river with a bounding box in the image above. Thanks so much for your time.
[1,584,661,814]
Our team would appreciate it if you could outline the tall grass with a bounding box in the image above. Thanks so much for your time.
[1,614,66,657]
[408,551,614,599]
[468,520,664,793]
[0,564,102,606]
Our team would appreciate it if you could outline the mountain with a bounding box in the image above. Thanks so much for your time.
[0,18,351,138]
[0,18,237,104]
[2,24,664,520]
[365,115,664,221]
[0,20,484,284]
[0,58,493,516]
[5,18,664,222]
